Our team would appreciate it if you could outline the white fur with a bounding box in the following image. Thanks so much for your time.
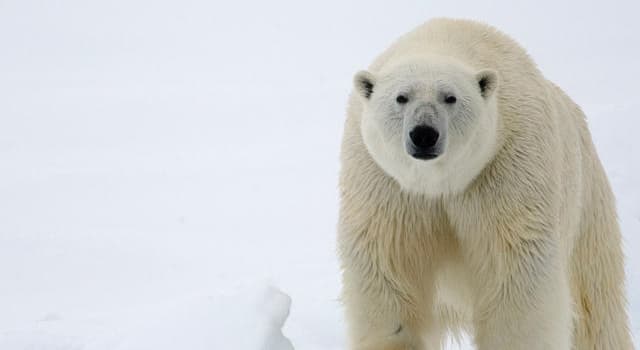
[338,18,632,350]
[356,56,498,196]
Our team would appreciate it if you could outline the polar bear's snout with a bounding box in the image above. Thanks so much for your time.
[407,125,440,160]
[404,103,446,160]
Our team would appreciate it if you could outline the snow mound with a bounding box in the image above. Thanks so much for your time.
[0,286,295,350]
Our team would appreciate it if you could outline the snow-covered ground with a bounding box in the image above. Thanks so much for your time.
[0,1,638,349]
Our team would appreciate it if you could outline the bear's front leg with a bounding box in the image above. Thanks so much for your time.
[341,266,436,350]
[467,237,573,350]
[337,166,445,349]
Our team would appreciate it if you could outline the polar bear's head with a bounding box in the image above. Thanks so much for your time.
[354,56,499,196]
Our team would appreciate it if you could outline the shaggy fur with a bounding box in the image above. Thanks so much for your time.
[338,18,632,350]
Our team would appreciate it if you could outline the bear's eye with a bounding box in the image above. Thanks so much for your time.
[396,95,409,104]
[444,95,457,104]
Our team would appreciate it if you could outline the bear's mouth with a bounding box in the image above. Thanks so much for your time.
[409,150,440,160]
[405,140,442,160]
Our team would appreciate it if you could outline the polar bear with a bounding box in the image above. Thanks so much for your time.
[338,18,632,350]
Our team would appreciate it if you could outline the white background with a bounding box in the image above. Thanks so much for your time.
[0,0,638,348]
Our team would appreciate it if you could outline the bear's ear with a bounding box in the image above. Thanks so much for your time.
[476,69,498,99]
[354,70,376,100]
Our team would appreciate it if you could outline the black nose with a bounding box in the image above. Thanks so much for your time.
[409,125,439,149]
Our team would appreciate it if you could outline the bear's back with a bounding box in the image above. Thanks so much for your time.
[370,19,535,74]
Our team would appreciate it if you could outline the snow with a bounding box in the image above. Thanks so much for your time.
[0,0,638,349]
[0,285,294,350]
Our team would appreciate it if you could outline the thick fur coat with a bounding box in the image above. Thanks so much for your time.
[338,18,632,350]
